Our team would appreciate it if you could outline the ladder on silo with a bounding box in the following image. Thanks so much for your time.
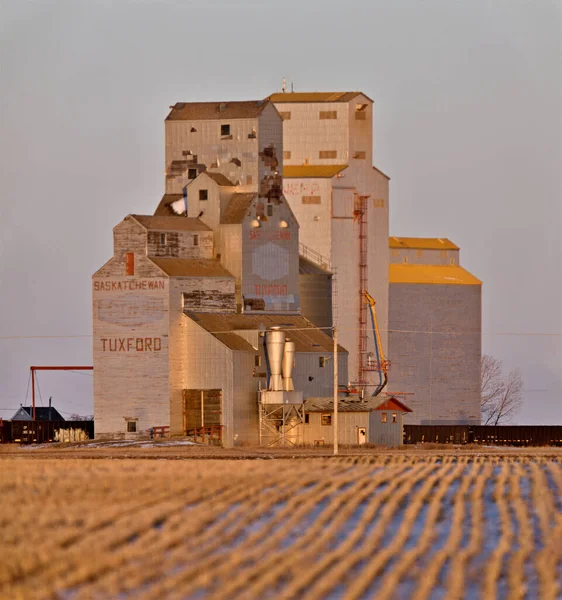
[354,194,369,386]
[331,266,338,328]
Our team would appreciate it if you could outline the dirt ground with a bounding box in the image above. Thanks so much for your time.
[2,438,562,461]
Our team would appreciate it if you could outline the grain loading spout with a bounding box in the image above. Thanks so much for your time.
[364,291,390,397]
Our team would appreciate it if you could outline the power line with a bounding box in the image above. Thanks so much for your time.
[35,372,44,407]
[0,330,562,340]
[65,370,94,377]
[0,335,92,340]
[24,371,31,405]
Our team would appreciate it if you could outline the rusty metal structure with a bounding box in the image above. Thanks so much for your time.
[29,366,93,421]
[354,194,369,387]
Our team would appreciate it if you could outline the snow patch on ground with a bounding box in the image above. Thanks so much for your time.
[74,440,200,449]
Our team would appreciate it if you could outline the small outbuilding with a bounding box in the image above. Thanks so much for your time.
[371,396,412,447]
[11,405,65,422]
[302,395,412,447]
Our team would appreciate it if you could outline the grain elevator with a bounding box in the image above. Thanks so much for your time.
[92,90,483,444]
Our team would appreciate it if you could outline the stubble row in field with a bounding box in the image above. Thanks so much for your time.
[1,455,561,599]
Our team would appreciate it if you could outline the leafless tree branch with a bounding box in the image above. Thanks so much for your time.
[481,355,523,425]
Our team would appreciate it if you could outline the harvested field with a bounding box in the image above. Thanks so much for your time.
[1,455,561,599]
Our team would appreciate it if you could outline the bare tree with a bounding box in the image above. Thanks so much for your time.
[68,413,94,421]
[481,354,524,425]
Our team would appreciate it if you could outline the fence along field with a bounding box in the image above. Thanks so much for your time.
[1,456,561,599]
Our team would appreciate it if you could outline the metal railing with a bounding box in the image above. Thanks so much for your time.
[185,425,223,445]
[299,242,331,271]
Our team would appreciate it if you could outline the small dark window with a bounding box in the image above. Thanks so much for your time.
[188,168,197,179]
[193,234,199,246]
[221,124,231,136]
[127,421,137,433]
[381,412,388,423]
[254,355,261,367]
[305,414,310,424]
[199,189,208,201]
[160,233,167,245]
[319,357,327,368]
[392,413,398,423]
[267,205,273,217]
[321,414,332,426]
[126,252,134,276]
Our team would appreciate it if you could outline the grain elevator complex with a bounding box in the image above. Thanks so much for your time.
[93,89,482,446]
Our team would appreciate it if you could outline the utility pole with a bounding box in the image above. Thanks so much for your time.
[333,326,338,455]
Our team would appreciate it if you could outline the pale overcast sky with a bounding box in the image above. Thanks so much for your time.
[1,0,560,424]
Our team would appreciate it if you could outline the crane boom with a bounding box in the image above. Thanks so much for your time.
[364,291,389,396]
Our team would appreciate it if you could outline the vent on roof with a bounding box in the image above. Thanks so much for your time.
[219,103,227,112]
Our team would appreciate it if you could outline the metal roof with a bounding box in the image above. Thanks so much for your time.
[220,193,257,224]
[11,406,65,421]
[130,215,211,232]
[283,165,348,179]
[269,92,371,103]
[389,237,459,250]
[305,397,381,413]
[389,265,482,286]
[166,100,269,121]
[374,397,413,413]
[184,313,346,353]
[304,396,412,413]
[149,258,234,278]
[299,256,332,276]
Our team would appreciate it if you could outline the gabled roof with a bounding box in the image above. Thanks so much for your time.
[372,165,391,181]
[204,172,236,187]
[304,397,381,413]
[374,397,413,413]
[149,258,234,278]
[130,215,211,232]
[153,174,235,217]
[154,194,183,216]
[389,265,482,286]
[185,313,347,353]
[269,92,372,103]
[304,395,412,413]
[283,165,348,179]
[11,406,65,421]
[166,100,270,121]
[220,193,257,224]
[389,237,459,250]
